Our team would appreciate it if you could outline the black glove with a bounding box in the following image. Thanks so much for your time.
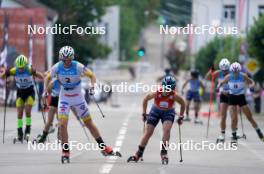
[177,115,184,125]
[142,113,148,122]
[89,87,95,95]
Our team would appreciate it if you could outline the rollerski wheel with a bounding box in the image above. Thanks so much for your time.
[161,154,169,165]
[127,155,141,163]
[61,152,70,164]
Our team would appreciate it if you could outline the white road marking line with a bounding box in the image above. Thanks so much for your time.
[100,164,113,174]
[116,134,125,140]
[158,167,167,174]
[115,140,123,147]
[99,111,133,174]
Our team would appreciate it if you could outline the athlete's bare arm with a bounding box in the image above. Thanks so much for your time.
[0,67,7,78]
[181,79,190,93]
[218,74,230,88]
[44,72,52,94]
[47,79,55,94]
[31,68,44,79]
[174,94,185,116]
[142,92,156,114]
[83,68,96,88]
[204,70,220,80]
[242,73,255,88]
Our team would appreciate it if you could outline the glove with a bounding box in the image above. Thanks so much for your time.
[216,84,221,92]
[142,113,148,122]
[42,91,49,98]
[41,92,49,110]
[177,115,184,125]
[89,87,95,95]
[216,87,220,93]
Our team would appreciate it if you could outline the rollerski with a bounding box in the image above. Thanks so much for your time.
[33,134,47,144]
[101,146,122,157]
[127,154,141,163]
[13,128,23,144]
[61,152,70,164]
[256,129,264,142]
[216,135,225,144]
[24,126,31,143]
[183,116,191,122]
[237,134,246,140]
[161,154,169,165]
[194,118,203,125]
[230,136,238,147]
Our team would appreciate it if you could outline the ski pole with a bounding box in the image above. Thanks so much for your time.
[33,77,50,142]
[3,76,7,144]
[141,114,148,161]
[239,110,246,139]
[33,78,47,124]
[75,114,90,142]
[92,95,105,118]
[178,124,183,163]
[206,68,215,139]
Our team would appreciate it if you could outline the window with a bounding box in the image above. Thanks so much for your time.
[223,5,236,22]
[259,6,264,17]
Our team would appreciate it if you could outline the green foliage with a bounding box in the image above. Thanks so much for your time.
[247,15,264,82]
[39,0,110,64]
[195,36,241,75]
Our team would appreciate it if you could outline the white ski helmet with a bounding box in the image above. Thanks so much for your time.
[59,46,75,60]
[219,58,230,71]
[230,62,241,72]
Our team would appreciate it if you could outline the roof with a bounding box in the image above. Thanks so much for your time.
[13,0,58,21]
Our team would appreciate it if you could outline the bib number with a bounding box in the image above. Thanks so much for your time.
[65,77,71,83]
[159,101,169,108]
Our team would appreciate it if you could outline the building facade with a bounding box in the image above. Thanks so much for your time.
[192,0,264,53]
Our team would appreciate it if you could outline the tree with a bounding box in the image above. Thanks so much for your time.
[39,0,111,64]
[195,36,241,75]
[248,15,264,66]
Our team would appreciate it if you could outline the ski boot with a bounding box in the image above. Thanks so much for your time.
[24,126,31,142]
[161,153,169,165]
[61,151,70,164]
[183,116,191,122]
[13,128,23,144]
[127,154,141,163]
[216,134,225,144]
[194,118,203,125]
[256,129,264,142]
[33,134,47,144]
[230,136,238,147]
[48,124,55,134]
[101,146,122,157]
[237,133,247,140]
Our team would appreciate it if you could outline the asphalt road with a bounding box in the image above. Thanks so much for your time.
[0,88,264,174]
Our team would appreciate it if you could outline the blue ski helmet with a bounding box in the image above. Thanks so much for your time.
[162,75,176,90]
